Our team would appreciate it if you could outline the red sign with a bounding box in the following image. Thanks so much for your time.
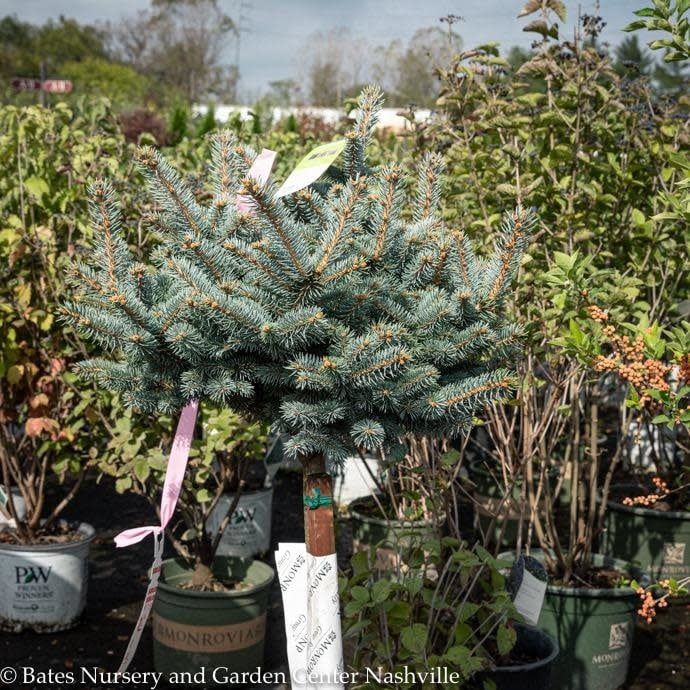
[11,78,42,91]
[10,78,73,93]
[42,80,73,94]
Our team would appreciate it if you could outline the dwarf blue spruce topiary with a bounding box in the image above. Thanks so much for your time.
[62,86,535,464]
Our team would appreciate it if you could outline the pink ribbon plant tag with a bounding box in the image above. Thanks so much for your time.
[115,399,198,672]
[236,148,277,213]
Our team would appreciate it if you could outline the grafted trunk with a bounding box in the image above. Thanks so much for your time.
[300,453,335,557]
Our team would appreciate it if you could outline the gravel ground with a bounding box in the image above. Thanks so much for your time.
[0,471,687,689]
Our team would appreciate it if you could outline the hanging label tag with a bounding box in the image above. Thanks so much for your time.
[237,148,276,213]
[276,140,346,198]
[513,568,547,626]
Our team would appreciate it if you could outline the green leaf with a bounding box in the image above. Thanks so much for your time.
[445,644,471,666]
[351,550,370,577]
[400,623,428,655]
[497,624,517,656]
[23,176,49,199]
[195,488,212,502]
[115,476,132,493]
[351,586,370,603]
[134,457,150,482]
[371,579,392,604]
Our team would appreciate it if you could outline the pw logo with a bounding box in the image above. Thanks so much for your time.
[15,565,52,584]
[232,508,256,525]
[663,543,686,565]
[608,622,630,650]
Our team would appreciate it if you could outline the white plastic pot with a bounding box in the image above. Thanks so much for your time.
[0,487,27,526]
[206,487,273,558]
[0,521,95,633]
[329,454,381,508]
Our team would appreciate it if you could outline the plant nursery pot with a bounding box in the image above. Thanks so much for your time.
[537,554,638,690]
[206,487,273,559]
[152,557,274,682]
[328,454,381,508]
[0,521,95,633]
[348,497,443,570]
[602,484,690,580]
[473,624,558,690]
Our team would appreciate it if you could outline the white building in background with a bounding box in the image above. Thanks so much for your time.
[192,105,433,132]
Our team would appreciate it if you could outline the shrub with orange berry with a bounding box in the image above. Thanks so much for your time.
[631,576,690,624]
[583,306,690,429]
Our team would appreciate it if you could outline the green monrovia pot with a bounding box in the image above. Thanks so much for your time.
[348,497,442,570]
[602,484,690,580]
[469,461,556,547]
[473,624,558,690]
[152,557,274,683]
[539,555,638,690]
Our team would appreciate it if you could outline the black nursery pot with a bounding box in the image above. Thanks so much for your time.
[474,624,558,690]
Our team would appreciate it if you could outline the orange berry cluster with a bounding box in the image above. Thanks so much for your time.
[587,304,608,322]
[588,308,671,408]
[622,477,669,507]
[679,354,690,385]
[636,585,668,624]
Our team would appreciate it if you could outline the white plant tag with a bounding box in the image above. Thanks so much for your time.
[276,543,344,689]
[276,543,310,685]
[513,568,547,625]
[276,140,346,198]
[305,552,344,689]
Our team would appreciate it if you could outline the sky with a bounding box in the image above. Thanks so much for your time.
[3,0,651,97]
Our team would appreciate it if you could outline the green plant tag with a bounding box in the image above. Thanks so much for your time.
[0,485,7,507]
[276,140,346,197]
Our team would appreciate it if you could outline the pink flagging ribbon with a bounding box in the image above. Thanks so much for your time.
[236,148,277,213]
[115,399,199,672]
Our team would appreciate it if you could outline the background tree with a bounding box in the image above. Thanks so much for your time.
[0,15,107,82]
[110,0,238,103]
[614,35,654,75]
[302,28,370,106]
[373,26,462,107]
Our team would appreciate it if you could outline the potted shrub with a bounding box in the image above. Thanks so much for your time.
[425,2,689,687]
[340,538,558,690]
[99,399,274,676]
[0,400,95,633]
[347,438,455,569]
[0,102,132,632]
[62,86,534,680]
[571,312,690,581]
[100,400,272,561]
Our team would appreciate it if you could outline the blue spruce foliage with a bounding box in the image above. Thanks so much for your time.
[62,86,535,463]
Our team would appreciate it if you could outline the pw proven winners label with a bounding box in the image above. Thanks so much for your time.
[0,551,88,624]
[206,488,273,558]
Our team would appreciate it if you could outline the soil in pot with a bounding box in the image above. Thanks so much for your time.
[0,521,95,633]
[152,556,274,683]
[472,623,559,690]
[603,483,690,580]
